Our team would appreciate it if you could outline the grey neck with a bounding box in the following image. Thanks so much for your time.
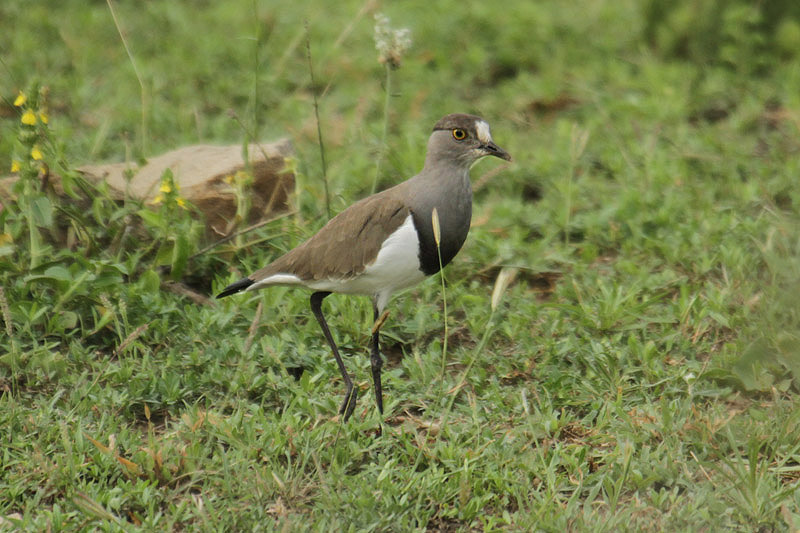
[408,163,473,276]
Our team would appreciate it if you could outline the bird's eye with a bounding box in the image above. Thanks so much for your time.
[452,128,467,140]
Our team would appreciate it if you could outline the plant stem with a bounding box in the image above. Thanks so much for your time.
[431,208,448,382]
[251,0,260,144]
[438,255,448,382]
[372,63,392,195]
[442,310,495,423]
[107,0,148,156]
[565,125,589,245]
[23,182,42,270]
[564,164,573,246]
[305,23,330,220]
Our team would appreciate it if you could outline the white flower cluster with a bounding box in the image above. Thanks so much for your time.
[373,13,412,69]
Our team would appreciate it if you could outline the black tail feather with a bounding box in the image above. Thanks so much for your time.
[216,278,255,298]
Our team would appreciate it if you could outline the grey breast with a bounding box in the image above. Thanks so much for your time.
[408,167,473,276]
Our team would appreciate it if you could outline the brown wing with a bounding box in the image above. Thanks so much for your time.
[250,183,411,282]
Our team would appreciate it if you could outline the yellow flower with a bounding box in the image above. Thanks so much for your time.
[0,233,12,245]
[151,195,163,205]
[233,170,252,185]
[176,197,187,209]
[159,182,172,194]
[21,109,37,125]
[39,111,49,124]
[223,174,234,184]
[10,160,20,173]
[30,146,43,161]
[14,92,26,107]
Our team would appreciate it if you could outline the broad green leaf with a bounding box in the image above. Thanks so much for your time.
[54,310,79,331]
[171,234,190,280]
[155,242,173,266]
[43,265,72,282]
[140,269,161,293]
[138,209,163,228]
[31,196,53,227]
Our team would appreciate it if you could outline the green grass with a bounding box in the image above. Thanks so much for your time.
[2,0,800,531]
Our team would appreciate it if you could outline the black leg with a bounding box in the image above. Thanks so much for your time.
[310,292,358,421]
[370,304,384,418]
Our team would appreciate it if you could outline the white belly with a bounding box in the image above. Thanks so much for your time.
[306,215,426,310]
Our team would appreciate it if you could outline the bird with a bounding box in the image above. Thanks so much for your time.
[217,113,511,428]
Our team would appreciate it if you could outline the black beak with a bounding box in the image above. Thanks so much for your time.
[482,141,512,162]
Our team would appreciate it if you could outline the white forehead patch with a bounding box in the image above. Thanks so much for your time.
[475,120,492,144]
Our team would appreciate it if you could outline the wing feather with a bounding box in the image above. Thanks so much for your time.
[250,183,411,283]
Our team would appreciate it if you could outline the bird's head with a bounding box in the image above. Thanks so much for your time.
[426,113,512,168]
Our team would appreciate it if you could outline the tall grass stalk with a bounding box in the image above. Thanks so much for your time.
[305,23,331,220]
[372,14,410,194]
[431,208,448,381]
[251,0,261,144]
[564,124,589,245]
[107,0,149,156]
[443,268,516,419]
[372,64,392,195]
